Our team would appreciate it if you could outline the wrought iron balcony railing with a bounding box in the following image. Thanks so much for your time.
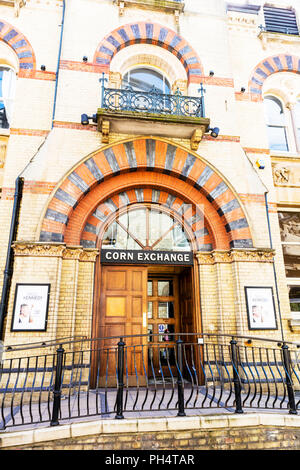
[100,85,206,119]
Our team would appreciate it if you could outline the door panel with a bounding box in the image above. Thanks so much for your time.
[99,265,148,385]
[147,276,180,377]
[179,268,203,383]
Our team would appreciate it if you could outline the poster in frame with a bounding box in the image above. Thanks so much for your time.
[11,283,50,332]
[245,286,278,330]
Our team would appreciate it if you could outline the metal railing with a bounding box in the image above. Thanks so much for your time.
[0,332,300,430]
[100,81,206,118]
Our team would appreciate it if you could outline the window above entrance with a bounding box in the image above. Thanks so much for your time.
[101,205,191,252]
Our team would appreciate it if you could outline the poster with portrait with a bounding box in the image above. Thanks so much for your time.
[245,286,277,330]
[11,284,50,332]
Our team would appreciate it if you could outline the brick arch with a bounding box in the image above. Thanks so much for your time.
[0,19,36,70]
[40,138,253,250]
[80,187,214,251]
[94,21,203,84]
[249,54,300,97]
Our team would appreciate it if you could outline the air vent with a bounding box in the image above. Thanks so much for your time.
[263,6,299,35]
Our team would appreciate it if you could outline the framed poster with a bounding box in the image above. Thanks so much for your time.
[11,284,50,332]
[245,286,277,330]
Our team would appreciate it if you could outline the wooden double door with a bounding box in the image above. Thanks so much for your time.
[94,264,197,384]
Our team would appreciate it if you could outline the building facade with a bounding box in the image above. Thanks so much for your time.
[0,0,299,359]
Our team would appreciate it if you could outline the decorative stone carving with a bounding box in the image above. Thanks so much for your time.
[0,143,7,169]
[13,242,66,258]
[62,246,83,260]
[273,166,290,185]
[196,249,275,265]
[230,249,275,263]
[195,252,215,265]
[13,243,99,262]
[101,120,110,144]
[212,251,232,264]
[109,72,122,89]
[171,80,188,94]
[79,249,99,263]
[190,126,207,151]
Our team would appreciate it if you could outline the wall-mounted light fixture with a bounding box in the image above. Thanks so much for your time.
[255,158,265,170]
[81,114,97,125]
[207,127,220,138]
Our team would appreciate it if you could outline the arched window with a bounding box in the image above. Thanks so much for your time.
[0,66,16,129]
[122,67,171,94]
[101,205,191,252]
[264,96,289,151]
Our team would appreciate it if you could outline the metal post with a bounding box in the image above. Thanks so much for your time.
[199,83,206,118]
[281,343,297,415]
[176,338,186,417]
[230,338,243,414]
[99,72,108,108]
[115,337,125,419]
[50,345,65,426]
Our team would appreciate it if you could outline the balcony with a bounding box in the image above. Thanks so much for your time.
[96,86,210,150]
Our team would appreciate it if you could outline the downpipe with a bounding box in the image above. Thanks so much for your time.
[0,177,24,340]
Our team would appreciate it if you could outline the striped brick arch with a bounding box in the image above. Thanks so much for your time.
[94,22,203,83]
[249,54,300,97]
[40,138,253,250]
[81,188,213,251]
[0,19,36,70]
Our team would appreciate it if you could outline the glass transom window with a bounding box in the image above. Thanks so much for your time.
[101,205,191,252]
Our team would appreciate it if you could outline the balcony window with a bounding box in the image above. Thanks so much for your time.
[123,67,171,94]
[264,96,289,151]
[263,6,299,35]
[0,67,16,130]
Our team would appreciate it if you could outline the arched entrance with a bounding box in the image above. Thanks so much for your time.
[94,201,200,382]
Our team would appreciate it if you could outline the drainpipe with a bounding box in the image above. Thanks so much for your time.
[264,192,285,343]
[0,1,66,340]
[0,177,24,340]
[52,0,66,126]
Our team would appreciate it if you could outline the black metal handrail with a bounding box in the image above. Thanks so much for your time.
[0,332,299,430]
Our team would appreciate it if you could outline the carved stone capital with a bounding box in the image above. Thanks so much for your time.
[195,252,215,265]
[12,243,99,262]
[230,248,275,263]
[101,120,110,144]
[79,249,99,263]
[62,246,83,260]
[190,127,205,151]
